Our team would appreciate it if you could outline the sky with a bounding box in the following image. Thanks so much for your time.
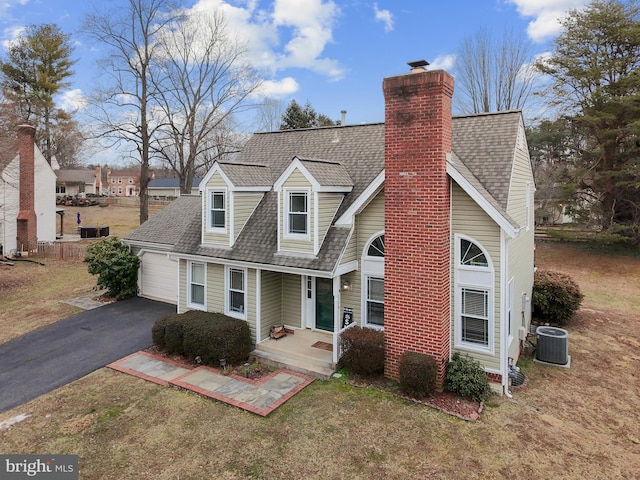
[0,0,593,163]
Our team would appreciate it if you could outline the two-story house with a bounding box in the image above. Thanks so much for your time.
[124,65,535,394]
[106,168,140,196]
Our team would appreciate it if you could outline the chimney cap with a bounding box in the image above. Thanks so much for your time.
[407,59,429,70]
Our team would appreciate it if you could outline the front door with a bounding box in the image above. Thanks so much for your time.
[315,277,334,332]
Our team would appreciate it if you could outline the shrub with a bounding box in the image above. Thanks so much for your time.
[532,270,584,326]
[339,326,385,375]
[398,351,438,398]
[445,353,491,402]
[152,311,252,366]
[84,237,139,300]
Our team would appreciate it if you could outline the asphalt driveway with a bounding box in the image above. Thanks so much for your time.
[0,297,175,413]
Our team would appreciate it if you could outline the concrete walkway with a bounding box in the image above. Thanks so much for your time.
[108,351,314,416]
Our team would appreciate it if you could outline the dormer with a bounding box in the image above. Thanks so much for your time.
[273,156,353,256]
[199,162,271,248]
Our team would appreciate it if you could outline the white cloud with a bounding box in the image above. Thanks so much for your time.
[429,54,457,72]
[57,89,88,112]
[373,3,393,32]
[189,0,343,80]
[253,76,299,98]
[1,24,25,50]
[506,0,590,42]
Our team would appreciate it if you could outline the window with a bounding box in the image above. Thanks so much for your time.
[189,262,205,308]
[366,277,384,327]
[118,177,122,183]
[287,191,308,235]
[111,178,116,184]
[460,288,489,346]
[209,190,226,230]
[128,177,133,184]
[118,187,122,195]
[455,236,494,352]
[367,235,384,257]
[460,239,488,267]
[226,268,246,318]
[56,186,66,194]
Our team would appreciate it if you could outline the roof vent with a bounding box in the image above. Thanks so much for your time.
[407,59,429,72]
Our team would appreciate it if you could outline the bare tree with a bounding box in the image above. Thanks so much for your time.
[150,9,262,193]
[255,97,284,132]
[454,27,537,114]
[82,0,180,224]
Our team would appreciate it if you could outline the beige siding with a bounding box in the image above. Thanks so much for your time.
[246,269,257,341]
[206,262,225,313]
[506,128,535,360]
[356,191,385,255]
[178,260,187,313]
[279,170,314,255]
[339,228,357,265]
[260,271,283,340]
[203,172,230,246]
[281,273,302,328]
[317,192,343,247]
[451,183,501,372]
[339,271,361,326]
[233,193,263,242]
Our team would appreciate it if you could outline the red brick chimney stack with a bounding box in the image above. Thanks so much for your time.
[16,124,38,253]
[383,63,454,388]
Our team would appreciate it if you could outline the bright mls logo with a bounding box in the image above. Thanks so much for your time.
[1,455,78,479]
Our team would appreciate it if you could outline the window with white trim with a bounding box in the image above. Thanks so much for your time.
[455,236,494,352]
[461,288,489,345]
[366,277,384,327]
[188,262,205,308]
[287,191,308,235]
[208,190,226,230]
[226,267,246,318]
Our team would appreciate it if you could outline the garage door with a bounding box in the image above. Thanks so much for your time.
[140,252,178,304]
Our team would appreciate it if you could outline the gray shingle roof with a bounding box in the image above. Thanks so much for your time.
[125,195,201,246]
[0,136,17,173]
[55,169,96,184]
[217,162,271,187]
[126,111,523,273]
[296,158,354,188]
[149,177,201,188]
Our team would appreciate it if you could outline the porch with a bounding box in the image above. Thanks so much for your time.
[252,329,336,380]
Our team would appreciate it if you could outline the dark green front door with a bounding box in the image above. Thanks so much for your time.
[315,278,334,332]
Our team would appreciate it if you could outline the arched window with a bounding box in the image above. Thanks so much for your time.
[362,233,384,328]
[455,236,494,352]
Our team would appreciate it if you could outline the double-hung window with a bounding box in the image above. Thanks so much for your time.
[189,262,205,309]
[455,236,493,352]
[209,190,226,231]
[366,277,385,327]
[460,288,489,345]
[287,191,308,236]
[226,267,246,318]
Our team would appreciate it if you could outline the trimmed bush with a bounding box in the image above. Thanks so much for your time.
[152,310,252,366]
[84,237,140,300]
[445,353,491,402]
[533,270,584,326]
[339,326,384,375]
[398,351,438,398]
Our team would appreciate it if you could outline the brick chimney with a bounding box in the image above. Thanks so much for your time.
[16,124,38,253]
[383,62,454,387]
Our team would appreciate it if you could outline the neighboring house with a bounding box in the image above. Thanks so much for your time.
[124,65,535,394]
[0,124,57,256]
[148,177,201,199]
[106,168,140,196]
[55,166,102,196]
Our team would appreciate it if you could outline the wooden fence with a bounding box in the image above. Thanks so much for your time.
[37,242,88,260]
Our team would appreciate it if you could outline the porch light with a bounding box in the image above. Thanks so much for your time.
[341,280,351,291]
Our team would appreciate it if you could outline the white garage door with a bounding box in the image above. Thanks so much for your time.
[140,252,178,304]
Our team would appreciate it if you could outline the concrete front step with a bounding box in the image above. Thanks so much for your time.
[252,346,335,380]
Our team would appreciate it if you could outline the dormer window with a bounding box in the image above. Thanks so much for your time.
[287,191,309,236]
[208,190,226,231]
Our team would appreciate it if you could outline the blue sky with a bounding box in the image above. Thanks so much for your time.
[0,0,593,161]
